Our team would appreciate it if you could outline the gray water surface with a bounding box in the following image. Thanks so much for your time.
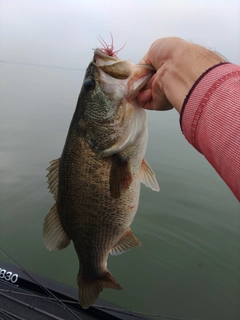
[0,62,239,320]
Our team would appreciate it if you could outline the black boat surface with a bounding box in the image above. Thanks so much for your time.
[0,261,150,320]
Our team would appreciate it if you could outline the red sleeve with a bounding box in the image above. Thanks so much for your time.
[180,63,240,201]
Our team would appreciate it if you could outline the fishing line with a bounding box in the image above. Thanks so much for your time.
[0,307,23,320]
[0,248,146,319]
[0,291,66,320]
[0,248,209,320]
[0,247,82,320]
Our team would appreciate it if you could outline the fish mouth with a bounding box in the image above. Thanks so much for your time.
[93,48,131,80]
[93,48,155,91]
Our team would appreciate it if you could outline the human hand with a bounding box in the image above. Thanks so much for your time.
[137,37,225,113]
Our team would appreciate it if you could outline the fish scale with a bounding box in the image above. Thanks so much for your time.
[43,43,159,309]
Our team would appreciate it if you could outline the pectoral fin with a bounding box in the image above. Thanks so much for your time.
[43,203,71,251]
[140,159,160,191]
[109,154,132,199]
[110,228,141,256]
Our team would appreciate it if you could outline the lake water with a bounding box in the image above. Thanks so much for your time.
[0,61,239,320]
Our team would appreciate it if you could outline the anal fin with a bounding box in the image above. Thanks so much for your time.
[43,203,71,251]
[109,154,132,199]
[110,228,141,256]
[140,158,160,191]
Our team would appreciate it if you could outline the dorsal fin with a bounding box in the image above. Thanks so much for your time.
[110,228,141,256]
[44,158,70,250]
[140,159,160,191]
[46,158,60,200]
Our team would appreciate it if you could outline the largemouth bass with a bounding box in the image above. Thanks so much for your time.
[43,39,159,309]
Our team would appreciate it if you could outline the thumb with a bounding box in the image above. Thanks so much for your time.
[137,88,152,108]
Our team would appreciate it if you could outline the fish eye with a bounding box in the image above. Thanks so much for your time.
[84,78,95,91]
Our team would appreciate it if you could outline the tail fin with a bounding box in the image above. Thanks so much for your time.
[77,271,122,309]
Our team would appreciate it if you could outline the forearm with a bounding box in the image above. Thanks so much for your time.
[180,63,240,201]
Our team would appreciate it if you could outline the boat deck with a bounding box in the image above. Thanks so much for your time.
[0,279,94,320]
